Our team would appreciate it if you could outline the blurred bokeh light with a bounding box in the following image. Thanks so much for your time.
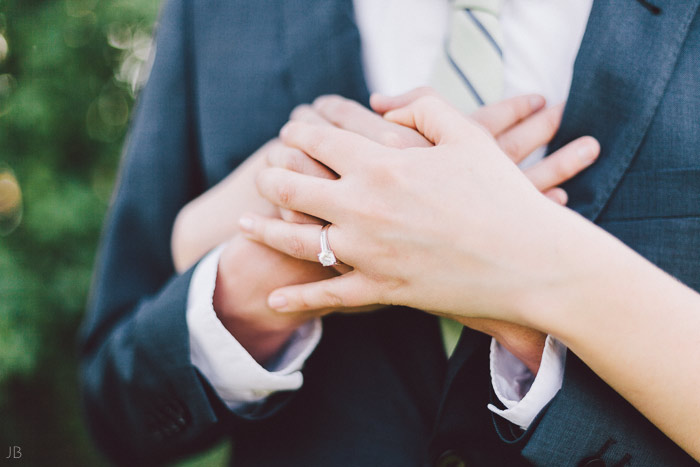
[0,0,163,464]
[0,165,22,235]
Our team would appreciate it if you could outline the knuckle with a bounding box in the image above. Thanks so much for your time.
[379,130,403,148]
[260,222,274,244]
[276,182,296,207]
[284,151,305,173]
[304,133,325,157]
[256,169,272,192]
[295,291,312,311]
[319,288,344,308]
[315,94,343,113]
[288,234,307,258]
[544,109,561,134]
[289,104,312,121]
[335,100,360,120]
[369,159,395,183]
[283,121,300,135]
[267,145,286,167]
[265,144,282,166]
[499,136,522,159]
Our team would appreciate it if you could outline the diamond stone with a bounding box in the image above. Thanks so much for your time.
[318,250,336,267]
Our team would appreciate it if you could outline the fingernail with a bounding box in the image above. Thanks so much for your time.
[268,294,288,310]
[530,95,545,110]
[239,216,254,232]
[577,144,598,165]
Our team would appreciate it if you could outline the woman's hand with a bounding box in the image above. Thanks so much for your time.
[370,87,599,202]
[171,140,280,273]
[244,95,581,323]
[252,91,599,372]
[285,91,598,207]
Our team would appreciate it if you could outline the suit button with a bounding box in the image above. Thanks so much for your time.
[435,450,467,467]
[579,458,606,467]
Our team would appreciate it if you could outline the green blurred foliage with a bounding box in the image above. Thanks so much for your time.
[0,0,161,464]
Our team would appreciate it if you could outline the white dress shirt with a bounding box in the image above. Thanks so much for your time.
[188,0,593,430]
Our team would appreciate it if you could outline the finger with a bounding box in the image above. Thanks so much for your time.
[280,121,380,175]
[289,104,334,127]
[496,103,565,163]
[383,96,475,145]
[543,187,568,205]
[369,87,439,115]
[256,167,338,220]
[314,95,431,148]
[266,143,337,179]
[267,272,379,313]
[275,209,353,275]
[279,207,324,225]
[470,94,546,136]
[524,136,600,191]
[239,213,349,264]
[333,263,353,275]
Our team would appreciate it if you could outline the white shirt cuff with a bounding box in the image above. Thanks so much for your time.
[186,243,322,411]
[487,335,567,430]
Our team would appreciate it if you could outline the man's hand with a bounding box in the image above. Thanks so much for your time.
[245,97,559,319]
[212,235,338,364]
[170,139,323,364]
[372,88,599,203]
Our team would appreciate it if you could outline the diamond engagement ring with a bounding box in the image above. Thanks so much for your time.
[318,224,338,267]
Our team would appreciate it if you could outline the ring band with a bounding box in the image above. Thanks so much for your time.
[318,224,338,267]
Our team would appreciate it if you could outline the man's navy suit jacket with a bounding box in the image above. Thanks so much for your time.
[79,0,700,465]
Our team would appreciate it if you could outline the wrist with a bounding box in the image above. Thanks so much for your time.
[219,313,299,366]
[511,204,645,339]
[496,334,546,375]
[213,243,304,364]
[171,202,196,273]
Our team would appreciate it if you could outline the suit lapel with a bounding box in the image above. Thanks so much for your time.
[281,0,370,106]
[551,0,699,222]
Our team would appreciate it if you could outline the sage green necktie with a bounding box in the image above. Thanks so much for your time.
[431,0,504,357]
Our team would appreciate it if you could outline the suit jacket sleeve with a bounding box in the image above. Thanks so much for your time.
[494,354,698,466]
[77,0,271,462]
